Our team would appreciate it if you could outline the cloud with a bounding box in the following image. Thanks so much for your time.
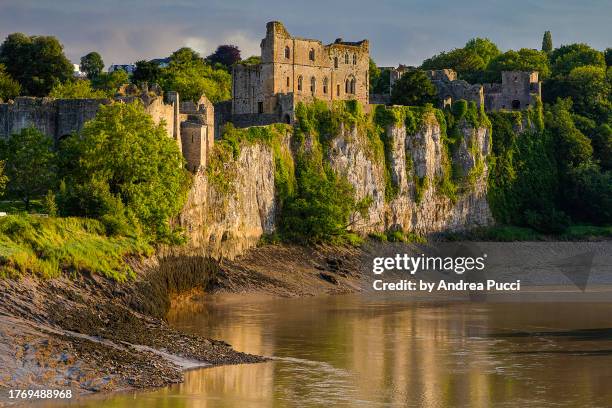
[0,0,609,67]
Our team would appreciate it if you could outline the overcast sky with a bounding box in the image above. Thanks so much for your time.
[0,0,610,67]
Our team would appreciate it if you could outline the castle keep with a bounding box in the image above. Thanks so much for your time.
[0,85,214,172]
[231,21,369,125]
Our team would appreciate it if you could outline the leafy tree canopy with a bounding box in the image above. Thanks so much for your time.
[132,60,162,85]
[49,79,108,99]
[542,31,553,53]
[160,47,231,103]
[80,52,104,79]
[0,33,73,96]
[0,63,20,100]
[390,69,437,106]
[60,101,190,241]
[0,127,56,210]
[550,43,605,76]
[464,37,501,66]
[92,70,129,95]
[207,45,241,68]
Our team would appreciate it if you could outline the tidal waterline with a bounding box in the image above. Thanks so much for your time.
[45,294,612,407]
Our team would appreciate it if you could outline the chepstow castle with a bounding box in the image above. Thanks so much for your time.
[0,21,541,172]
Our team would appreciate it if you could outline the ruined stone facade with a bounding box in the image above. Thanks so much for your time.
[483,71,541,111]
[0,86,214,172]
[388,67,541,111]
[232,21,369,124]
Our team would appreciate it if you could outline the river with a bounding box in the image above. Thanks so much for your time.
[43,294,612,407]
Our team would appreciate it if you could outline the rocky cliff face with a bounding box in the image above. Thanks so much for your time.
[180,142,276,258]
[180,112,493,258]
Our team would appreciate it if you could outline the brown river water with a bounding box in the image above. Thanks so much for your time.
[41,294,612,407]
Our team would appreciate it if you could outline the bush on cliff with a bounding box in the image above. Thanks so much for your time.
[58,101,191,242]
[0,127,57,211]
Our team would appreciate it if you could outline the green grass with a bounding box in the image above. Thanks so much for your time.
[0,215,152,281]
[561,225,612,240]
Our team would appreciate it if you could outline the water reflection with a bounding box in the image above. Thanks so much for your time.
[50,295,612,407]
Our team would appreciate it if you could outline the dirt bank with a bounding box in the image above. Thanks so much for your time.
[0,244,367,406]
[0,255,265,407]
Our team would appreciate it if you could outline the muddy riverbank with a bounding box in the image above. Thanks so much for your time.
[0,244,366,406]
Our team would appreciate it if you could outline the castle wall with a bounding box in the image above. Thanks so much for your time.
[231,21,369,124]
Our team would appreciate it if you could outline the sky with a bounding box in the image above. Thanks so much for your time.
[0,0,610,67]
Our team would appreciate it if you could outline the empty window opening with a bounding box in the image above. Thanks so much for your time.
[285,46,291,59]
[309,48,315,61]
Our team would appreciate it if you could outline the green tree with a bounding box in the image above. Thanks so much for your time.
[565,162,612,224]
[280,159,357,244]
[605,48,612,67]
[132,60,162,85]
[160,47,231,103]
[49,80,108,99]
[542,31,553,53]
[464,37,501,66]
[421,48,486,82]
[206,45,241,69]
[1,128,56,210]
[591,124,612,170]
[0,33,73,96]
[0,63,20,100]
[390,70,437,106]
[566,65,611,120]
[486,49,551,81]
[369,58,381,90]
[0,161,7,196]
[550,43,605,76]
[61,101,190,241]
[92,70,129,95]
[80,52,104,79]
[546,99,593,170]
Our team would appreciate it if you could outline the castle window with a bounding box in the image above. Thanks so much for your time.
[323,77,328,94]
[353,54,357,65]
[309,48,315,61]
[337,84,340,96]
[350,78,356,94]
[345,53,349,64]
[310,76,316,94]
[345,79,349,93]
[297,76,303,91]
[258,101,264,114]
[285,46,291,59]
[287,77,290,87]
[334,57,338,68]
[511,100,520,109]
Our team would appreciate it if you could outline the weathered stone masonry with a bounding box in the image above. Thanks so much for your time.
[231,21,370,126]
[0,87,214,172]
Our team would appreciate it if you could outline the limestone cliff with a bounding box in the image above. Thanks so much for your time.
[179,109,493,258]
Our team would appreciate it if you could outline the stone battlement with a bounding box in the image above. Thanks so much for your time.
[0,86,214,172]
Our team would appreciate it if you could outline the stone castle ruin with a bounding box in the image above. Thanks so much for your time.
[389,66,541,111]
[230,21,370,126]
[0,84,214,172]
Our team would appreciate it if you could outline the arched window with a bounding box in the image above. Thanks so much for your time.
[345,53,349,64]
[285,46,291,59]
[334,56,338,68]
[353,54,357,65]
[350,78,356,94]
[309,48,315,61]
[323,77,328,94]
[310,76,316,94]
[297,76,303,91]
[345,79,349,93]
